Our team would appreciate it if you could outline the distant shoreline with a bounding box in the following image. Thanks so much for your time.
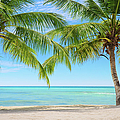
[0,85,114,87]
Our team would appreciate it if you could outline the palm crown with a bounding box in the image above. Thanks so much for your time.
[43,0,120,105]
[0,0,71,87]
[44,0,120,59]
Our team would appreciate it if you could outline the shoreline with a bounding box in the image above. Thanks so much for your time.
[1,105,120,120]
[0,104,116,113]
[0,104,115,110]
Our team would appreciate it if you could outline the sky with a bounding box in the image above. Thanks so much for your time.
[0,0,119,86]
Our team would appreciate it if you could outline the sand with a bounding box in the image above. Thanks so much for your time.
[0,105,120,120]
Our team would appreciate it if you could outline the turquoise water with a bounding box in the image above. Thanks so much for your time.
[0,86,116,106]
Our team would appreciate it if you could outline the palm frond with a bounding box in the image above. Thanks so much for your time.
[116,46,120,63]
[6,12,67,31]
[7,26,70,56]
[115,0,120,17]
[85,0,109,20]
[1,31,50,86]
[46,22,108,45]
[0,2,11,10]
[0,2,13,20]
[0,0,71,86]
[1,0,34,11]
[11,26,52,54]
[44,0,109,21]
[42,55,57,75]
[40,49,71,77]
[41,38,101,76]
[98,0,120,15]
[67,39,102,64]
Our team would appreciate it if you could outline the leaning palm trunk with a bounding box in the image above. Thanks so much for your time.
[109,45,120,105]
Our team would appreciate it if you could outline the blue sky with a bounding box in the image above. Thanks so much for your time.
[0,0,119,86]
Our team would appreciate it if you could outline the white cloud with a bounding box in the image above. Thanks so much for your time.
[0,60,34,73]
[0,61,26,73]
[0,61,23,67]
[22,0,76,22]
[35,1,44,4]
[0,67,21,73]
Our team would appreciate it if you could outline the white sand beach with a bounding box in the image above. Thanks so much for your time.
[0,105,120,120]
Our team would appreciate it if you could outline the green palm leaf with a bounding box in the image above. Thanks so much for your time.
[6,12,67,31]
[40,49,71,77]
[46,22,108,45]
[1,31,50,86]
[0,2,13,20]
[11,26,52,53]
[0,2,11,10]
[1,0,34,10]
[44,0,109,21]
[41,38,101,77]
[5,26,70,56]
[44,0,120,105]
[68,39,102,63]
[98,0,120,14]
[0,0,69,86]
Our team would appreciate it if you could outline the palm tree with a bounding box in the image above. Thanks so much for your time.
[43,0,120,105]
[0,0,70,87]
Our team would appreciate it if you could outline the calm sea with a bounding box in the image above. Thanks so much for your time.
[0,86,115,106]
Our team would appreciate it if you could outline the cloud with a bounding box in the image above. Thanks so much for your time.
[0,61,25,73]
[22,0,75,22]
[0,67,21,73]
[0,60,34,73]
[19,0,84,24]
[0,61,23,67]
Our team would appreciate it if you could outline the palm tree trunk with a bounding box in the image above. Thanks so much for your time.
[109,45,120,106]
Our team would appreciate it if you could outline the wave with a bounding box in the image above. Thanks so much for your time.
[83,92,115,95]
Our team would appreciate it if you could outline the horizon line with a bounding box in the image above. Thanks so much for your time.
[0,85,114,87]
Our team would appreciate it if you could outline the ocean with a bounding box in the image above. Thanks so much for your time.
[0,86,115,106]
